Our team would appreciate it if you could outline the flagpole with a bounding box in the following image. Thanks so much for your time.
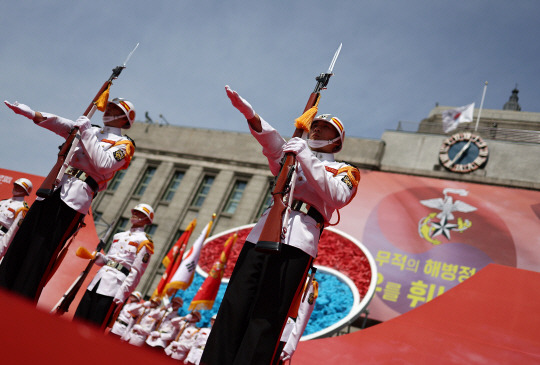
[474,81,488,131]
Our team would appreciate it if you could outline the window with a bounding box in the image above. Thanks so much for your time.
[255,181,274,219]
[145,224,158,236]
[107,169,126,191]
[223,180,248,214]
[161,170,185,202]
[105,217,129,251]
[133,166,157,196]
[190,175,215,208]
[92,210,102,222]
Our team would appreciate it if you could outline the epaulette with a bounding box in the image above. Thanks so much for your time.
[145,233,153,242]
[123,134,136,148]
[340,160,359,169]
[23,201,29,209]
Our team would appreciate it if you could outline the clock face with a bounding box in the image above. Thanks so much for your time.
[439,132,489,173]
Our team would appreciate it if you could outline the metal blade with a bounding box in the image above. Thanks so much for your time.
[123,43,140,67]
[327,43,342,73]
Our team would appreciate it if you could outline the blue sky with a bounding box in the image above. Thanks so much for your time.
[2,1,539,175]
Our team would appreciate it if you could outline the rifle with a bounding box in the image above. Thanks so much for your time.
[51,219,116,315]
[36,43,140,198]
[255,44,342,254]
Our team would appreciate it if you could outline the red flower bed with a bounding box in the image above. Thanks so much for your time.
[198,227,372,298]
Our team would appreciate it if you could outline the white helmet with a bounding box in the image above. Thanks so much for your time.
[131,203,154,224]
[14,178,32,195]
[130,291,142,301]
[109,97,136,128]
[312,114,345,152]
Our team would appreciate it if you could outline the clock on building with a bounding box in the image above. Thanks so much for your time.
[439,132,489,173]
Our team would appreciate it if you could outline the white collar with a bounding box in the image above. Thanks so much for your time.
[100,126,122,136]
[311,150,335,162]
[130,226,146,233]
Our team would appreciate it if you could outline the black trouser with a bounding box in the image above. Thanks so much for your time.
[201,241,313,365]
[0,188,84,302]
[74,280,114,327]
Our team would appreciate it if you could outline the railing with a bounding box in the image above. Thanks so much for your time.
[395,121,540,144]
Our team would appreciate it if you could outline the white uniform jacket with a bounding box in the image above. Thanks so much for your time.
[164,324,200,360]
[146,310,183,348]
[0,197,28,257]
[127,306,164,346]
[246,117,360,258]
[38,114,134,213]
[110,302,144,337]
[185,326,212,365]
[0,197,27,231]
[87,227,153,300]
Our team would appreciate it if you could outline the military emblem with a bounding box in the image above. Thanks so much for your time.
[113,149,126,161]
[308,292,315,305]
[143,252,150,263]
[418,188,477,245]
[342,176,353,190]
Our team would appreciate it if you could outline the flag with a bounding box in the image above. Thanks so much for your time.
[442,103,475,133]
[152,219,197,298]
[164,214,215,295]
[189,232,238,311]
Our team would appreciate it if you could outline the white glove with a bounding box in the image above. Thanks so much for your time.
[283,137,308,156]
[225,85,255,119]
[113,289,128,305]
[74,116,91,132]
[4,101,36,120]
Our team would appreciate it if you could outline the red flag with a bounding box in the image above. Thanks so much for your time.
[152,219,196,298]
[189,232,238,311]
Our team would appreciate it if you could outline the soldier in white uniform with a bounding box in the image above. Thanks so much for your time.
[185,314,216,365]
[110,291,143,337]
[126,297,165,346]
[74,203,154,327]
[146,296,185,349]
[0,178,32,259]
[201,86,360,365]
[164,310,202,361]
[0,98,136,302]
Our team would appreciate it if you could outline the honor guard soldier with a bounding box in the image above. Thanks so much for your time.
[185,314,216,365]
[110,291,143,338]
[146,296,185,349]
[126,297,165,346]
[0,98,136,302]
[201,87,360,365]
[164,310,202,361]
[74,203,155,327]
[0,178,32,259]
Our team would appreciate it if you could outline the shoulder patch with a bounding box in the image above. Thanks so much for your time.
[113,149,126,161]
[342,175,354,190]
[143,252,150,263]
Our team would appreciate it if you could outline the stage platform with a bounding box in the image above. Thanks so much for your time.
[1,264,539,364]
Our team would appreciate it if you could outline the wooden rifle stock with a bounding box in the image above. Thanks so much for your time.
[36,66,125,198]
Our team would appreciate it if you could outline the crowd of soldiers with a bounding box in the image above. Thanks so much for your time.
[111,293,214,364]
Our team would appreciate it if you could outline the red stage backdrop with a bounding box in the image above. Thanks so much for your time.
[336,170,540,322]
[0,168,99,317]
